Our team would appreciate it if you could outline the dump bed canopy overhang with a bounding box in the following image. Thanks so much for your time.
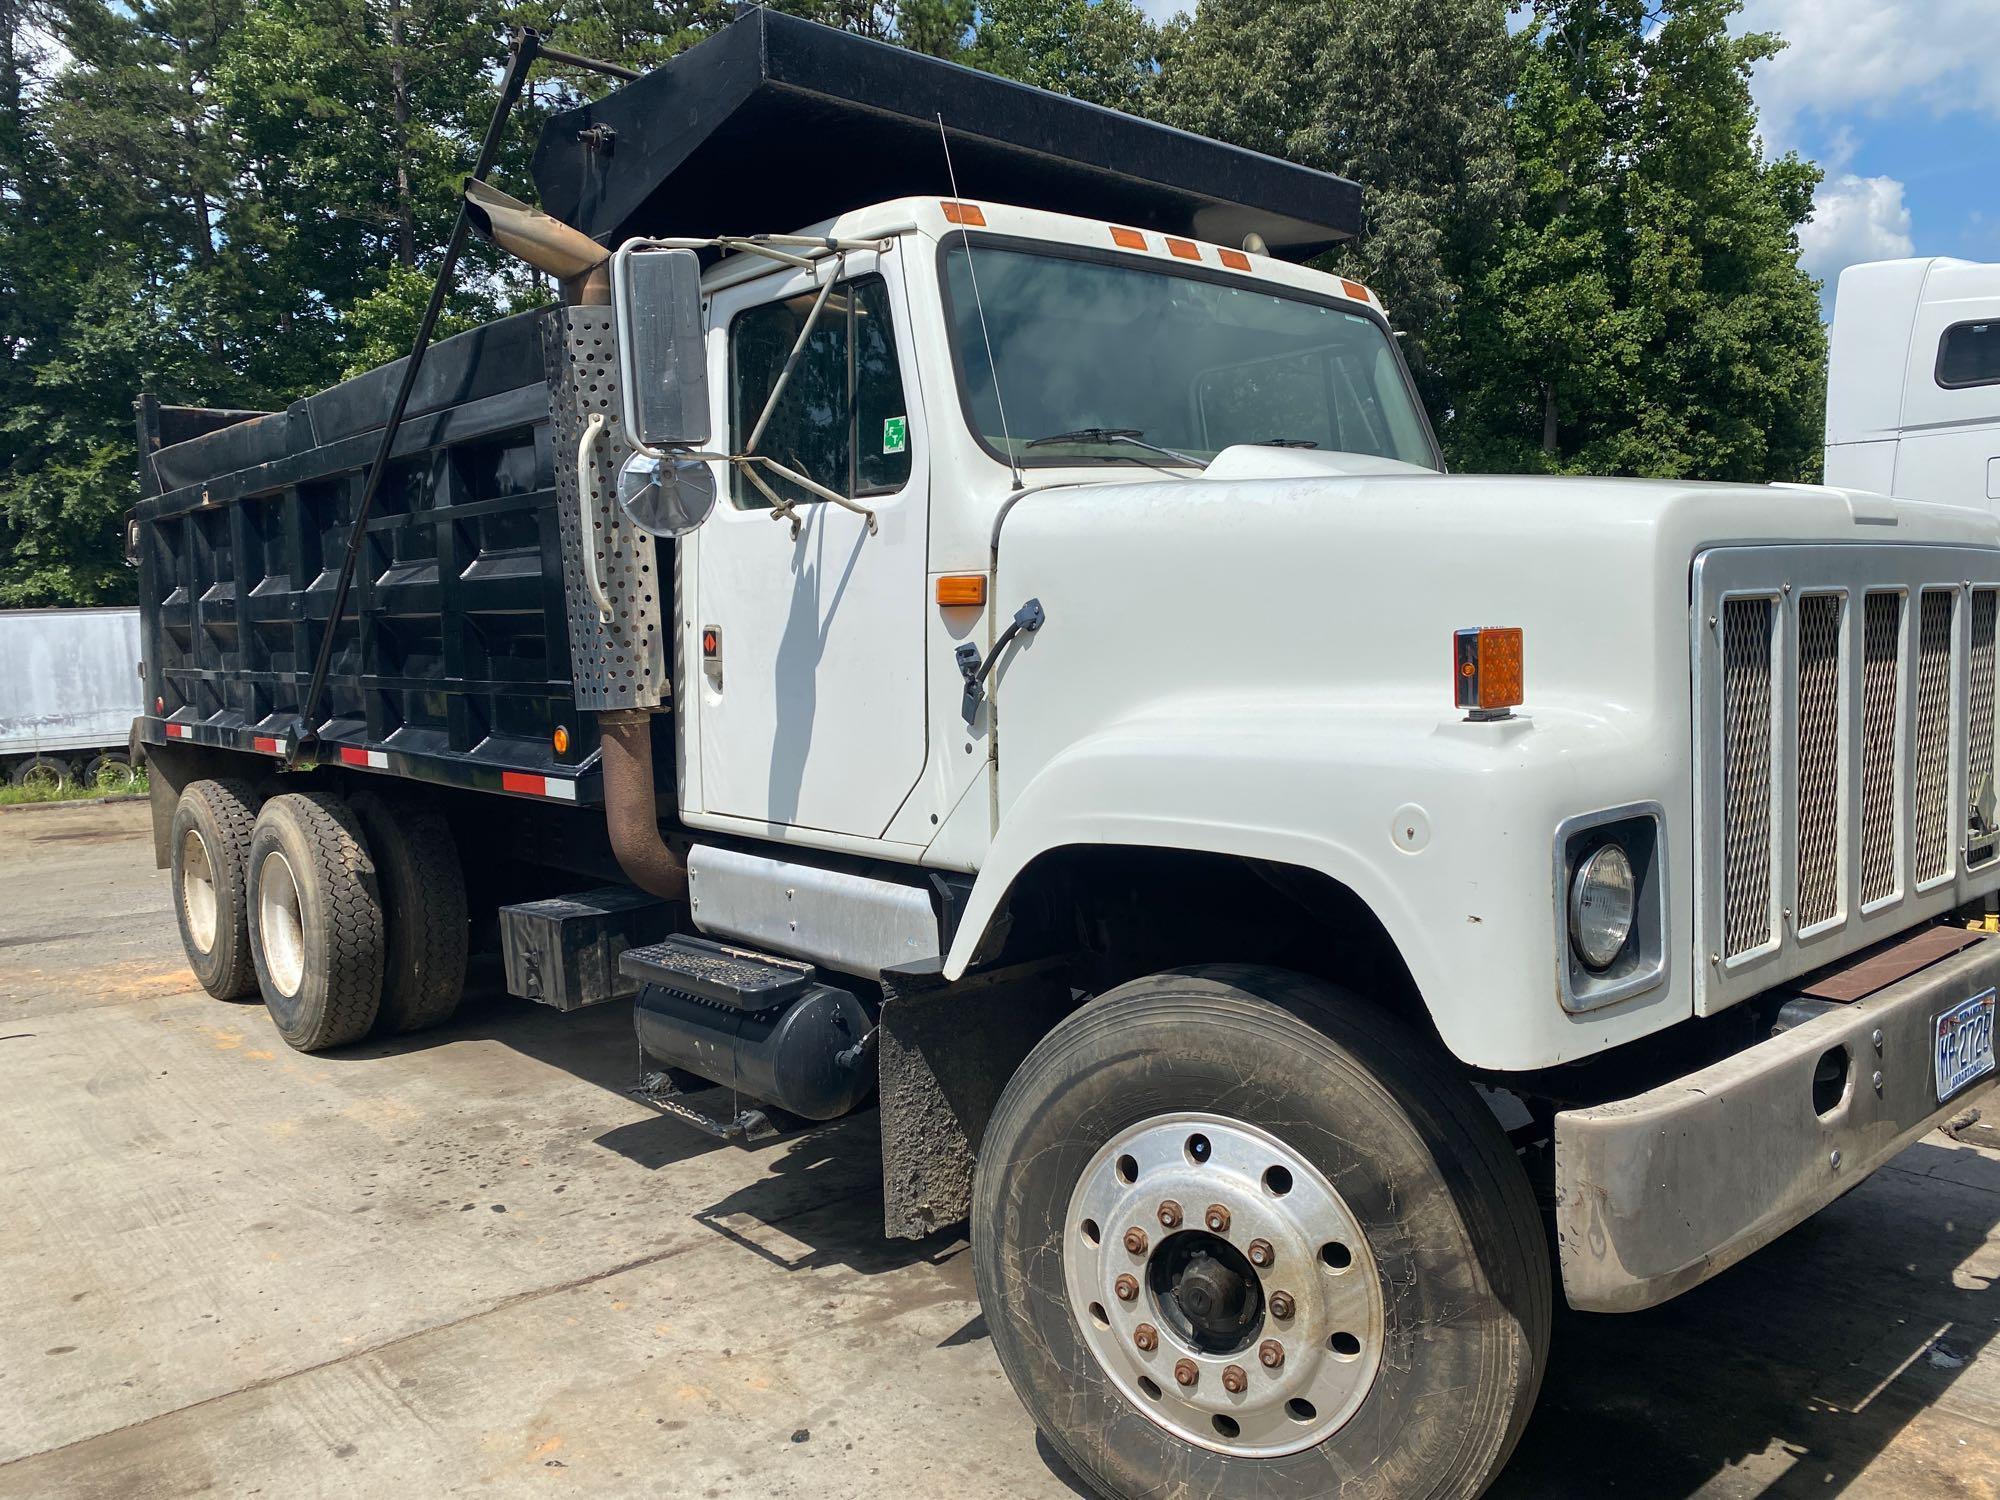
[531,9,1363,263]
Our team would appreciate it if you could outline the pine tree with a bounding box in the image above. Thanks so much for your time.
[1153,0,1520,435]
[1454,0,1826,480]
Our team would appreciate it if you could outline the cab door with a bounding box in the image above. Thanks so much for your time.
[686,251,931,840]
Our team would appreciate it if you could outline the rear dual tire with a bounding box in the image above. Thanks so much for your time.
[168,778,468,1051]
[247,792,386,1052]
[169,778,262,1000]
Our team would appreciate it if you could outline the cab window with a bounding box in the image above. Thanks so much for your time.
[728,275,912,508]
[1938,321,2000,390]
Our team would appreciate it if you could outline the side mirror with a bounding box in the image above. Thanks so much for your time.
[611,244,711,451]
[617,451,717,539]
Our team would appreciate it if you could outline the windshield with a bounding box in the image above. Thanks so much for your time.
[942,241,1439,470]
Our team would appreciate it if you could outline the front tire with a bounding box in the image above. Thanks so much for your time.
[971,965,1549,1500]
[247,792,385,1052]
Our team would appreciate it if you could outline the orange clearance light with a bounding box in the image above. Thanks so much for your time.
[941,201,986,226]
[1165,237,1202,261]
[1453,628,1524,720]
[1339,278,1372,303]
[702,627,721,657]
[1110,227,1148,251]
[552,725,570,755]
[936,575,987,607]
[1219,248,1253,272]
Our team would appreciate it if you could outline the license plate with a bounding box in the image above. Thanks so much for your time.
[1936,988,1998,1102]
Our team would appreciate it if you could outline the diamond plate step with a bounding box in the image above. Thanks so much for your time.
[618,933,817,1012]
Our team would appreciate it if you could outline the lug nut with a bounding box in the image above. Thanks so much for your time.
[1269,1290,1295,1320]
[1247,1239,1274,1268]
[1174,1358,1199,1387]
[1124,1227,1149,1256]
[1134,1323,1159,1352]
[1222,1364,1248,1393]
[1114,1274,1140,1302]
[1204,1203,1231,1233]
[1259,1339,1285,1369]
[1158,1200,1183,1229]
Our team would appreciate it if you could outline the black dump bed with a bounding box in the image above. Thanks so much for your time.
[132,311,591,801]
[532,8,1361,260]
[132,9,1364,803]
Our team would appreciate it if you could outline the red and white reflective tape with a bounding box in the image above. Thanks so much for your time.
[165,722,191,739]
[501,771,578,801]
[253,736,285,755]
[337,747,390,770]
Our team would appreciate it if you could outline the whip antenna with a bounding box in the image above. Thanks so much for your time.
[937,114,1022,490]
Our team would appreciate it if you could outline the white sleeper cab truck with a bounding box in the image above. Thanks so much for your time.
[1827,255,2000,509]
[130,14,2000,1497]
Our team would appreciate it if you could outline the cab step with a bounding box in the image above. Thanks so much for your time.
[630,1068,800,1143]
[618,933,817,1013]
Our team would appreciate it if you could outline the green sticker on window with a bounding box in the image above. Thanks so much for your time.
[883,415,908,455]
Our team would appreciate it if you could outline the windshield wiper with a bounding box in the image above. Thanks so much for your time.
[1259,437,1320,449]
[1024,427,1207,469]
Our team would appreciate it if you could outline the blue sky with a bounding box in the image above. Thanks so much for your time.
[1136,0,2000,313]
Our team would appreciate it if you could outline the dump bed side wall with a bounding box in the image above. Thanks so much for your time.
[133,309,606,806]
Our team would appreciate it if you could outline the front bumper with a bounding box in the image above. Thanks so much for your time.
[1555,933,2000,1313]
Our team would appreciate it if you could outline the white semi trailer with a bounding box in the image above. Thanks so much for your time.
[1826,255,2000,509]
[132,15,2000,1497]
[0,606,143,789]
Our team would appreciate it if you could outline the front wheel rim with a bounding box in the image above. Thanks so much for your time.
[1062,1111,1386,1458]
[256,850,307,998]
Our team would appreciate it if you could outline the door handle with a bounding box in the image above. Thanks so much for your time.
[956,598,1045,723]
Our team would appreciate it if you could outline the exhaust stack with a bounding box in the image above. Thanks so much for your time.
[464,180,611,304]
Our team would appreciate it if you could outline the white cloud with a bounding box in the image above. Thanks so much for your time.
[1798,172,1915,284]
[1739,0,2000,156]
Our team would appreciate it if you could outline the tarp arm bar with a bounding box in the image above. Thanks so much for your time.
[292,28,640,753]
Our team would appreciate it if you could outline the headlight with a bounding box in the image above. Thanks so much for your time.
[1569,844,1637,970]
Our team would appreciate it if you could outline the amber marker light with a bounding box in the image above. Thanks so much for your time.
[1110,227,1148,250]
[1453,628,1524,721]
[941,201,987,226]
[936,575,987,607]
[1219,248,1253,272]
[552,725,570,755]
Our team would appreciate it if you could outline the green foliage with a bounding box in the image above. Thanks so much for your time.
[1155,0,1520,428]
[0,767,150,806]
[0,0,1831,607]
[968,0,1158,109]
[1450,0,1827,479]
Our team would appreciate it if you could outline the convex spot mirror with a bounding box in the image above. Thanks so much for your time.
[618,451,717,539]
[612,244,711,451]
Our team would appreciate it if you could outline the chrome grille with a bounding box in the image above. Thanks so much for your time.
[1696,545,2000,1016]
[1795,594,1843,930]
[1972,589,1998,863]
[1914,590,1956,885]
[1859,592,1902,907]
[1721,597,1775,957]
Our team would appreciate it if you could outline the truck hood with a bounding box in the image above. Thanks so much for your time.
[991,465,2000,755]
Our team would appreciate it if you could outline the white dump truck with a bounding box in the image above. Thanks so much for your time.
[131,14,2000,1496]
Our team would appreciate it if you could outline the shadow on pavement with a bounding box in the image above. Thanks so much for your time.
[1493,1140,2000,1497]
[293,952,2000,1496]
